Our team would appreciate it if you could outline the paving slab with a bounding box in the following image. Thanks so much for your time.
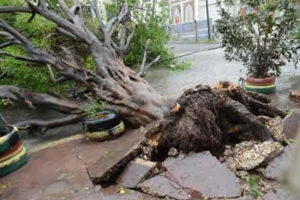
[138,175,191,200]
[263,184,297,200]
[283,109,300,139]
[99,188,161,200]
[87,131,144,185]
[0,129,142,200]
[117,158,156,188]
[264,146,294,180]
[162,152,241,199]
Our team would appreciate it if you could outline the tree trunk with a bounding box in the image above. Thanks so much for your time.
[0,1,168,129]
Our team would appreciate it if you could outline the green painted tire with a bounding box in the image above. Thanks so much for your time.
[0,126,20,154]
[0,146,28,177]
[244,83,276,94]
[86,121,125,141]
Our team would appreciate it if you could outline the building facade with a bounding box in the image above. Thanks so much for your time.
[167,0,239,40]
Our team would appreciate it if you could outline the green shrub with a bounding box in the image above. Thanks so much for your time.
[216,0,299,78]
[105,0,174,68]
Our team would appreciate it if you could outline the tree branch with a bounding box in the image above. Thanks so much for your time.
[14,114,82,130]
[0,41,20,49]
[0,6,31,14]
[138,40,160,77]
[47,64,67,83]
[0,51,43,63]
[0,85,83,114]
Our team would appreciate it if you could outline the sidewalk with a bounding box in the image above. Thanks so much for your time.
[0,129,143,200]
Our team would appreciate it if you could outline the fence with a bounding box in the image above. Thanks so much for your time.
[170,19,214,41]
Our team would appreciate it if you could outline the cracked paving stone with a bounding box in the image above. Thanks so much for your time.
[263,146,294,180]
[117,158,156,188]
[162,151,241,199]
[212,196,253,200]
[99,188,162,200]
[283,109,300,139]
[138,175,191,200]
[263,184,297,200]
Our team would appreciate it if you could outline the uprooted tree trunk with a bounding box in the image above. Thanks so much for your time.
[151,82,286,160]
[0,0,167,129]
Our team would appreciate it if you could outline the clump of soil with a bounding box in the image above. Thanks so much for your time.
[153,82,286,160]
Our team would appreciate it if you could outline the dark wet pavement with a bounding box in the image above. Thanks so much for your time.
[0,129,143,200]
[1,43,299,200]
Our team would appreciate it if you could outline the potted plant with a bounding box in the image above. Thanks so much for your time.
[216,0,299,93]
[82,102,125,141]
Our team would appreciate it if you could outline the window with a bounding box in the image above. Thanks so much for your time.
[185,4,193,22]
[173,7,181,24]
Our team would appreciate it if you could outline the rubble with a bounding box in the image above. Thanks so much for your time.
[267,116,286,142]
[224,141,283,171]
[167,147,179,157]
[289,90,300,106]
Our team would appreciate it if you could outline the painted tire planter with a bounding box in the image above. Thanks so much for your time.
[245,83,276,94]
[0,126,29,177]
[0,126,20,153]
[0,141,23,163]
[0,146,28,177]
[83,111,121,132]
[246,76,275,86]
[245,76,276,94]
[83,111,126,141]
[86,121,125,141]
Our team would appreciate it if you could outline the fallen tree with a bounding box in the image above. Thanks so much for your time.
[87,82,288,185]
[0,0,167,129]
[0,1,287,142]
[151,82,286,159]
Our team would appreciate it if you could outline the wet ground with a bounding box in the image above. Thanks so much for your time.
[0,129,143,200]
[146,43,300,110]
[1,43,299,200]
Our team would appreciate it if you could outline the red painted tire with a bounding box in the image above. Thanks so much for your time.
[246,76,275,86]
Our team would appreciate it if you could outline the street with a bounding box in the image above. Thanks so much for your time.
[146,43,300,110]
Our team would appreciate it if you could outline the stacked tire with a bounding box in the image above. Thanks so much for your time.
[0,126,28,177]
[245,76,276,94]
[83,111,125,141]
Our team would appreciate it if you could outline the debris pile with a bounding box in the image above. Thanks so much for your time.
[95,83,298,200]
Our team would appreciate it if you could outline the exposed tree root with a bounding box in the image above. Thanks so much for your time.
[152,82,286,160]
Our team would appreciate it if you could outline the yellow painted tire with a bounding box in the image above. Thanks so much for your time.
[244,83,276,94]
[0,126,20,154]
[86,121,125,141]
[0,146,28,177]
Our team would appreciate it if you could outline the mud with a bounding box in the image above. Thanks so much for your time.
[155,85,223,158]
